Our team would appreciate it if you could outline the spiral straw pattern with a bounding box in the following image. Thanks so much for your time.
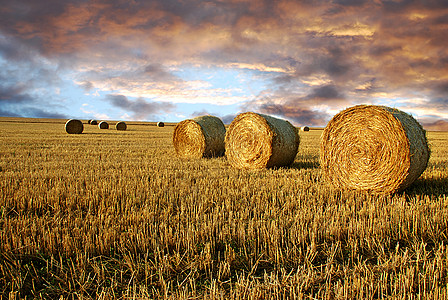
[225,112,299,169]
[65,119,83,134]
[115,121,127,131]
[173,115,226,159]
[98,121,109,129]
[320,105,429,194]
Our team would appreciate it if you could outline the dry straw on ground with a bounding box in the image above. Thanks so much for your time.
[115,121,127,131]
[90,120,98,125]
[225,112,300,169]
[173,115,226,158]
[98,121,109,129]
[301,126,310,132]
[157,122,165,127]
[320,105,429,194]
[65,119,83,134]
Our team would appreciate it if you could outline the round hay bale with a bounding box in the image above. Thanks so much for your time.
[87,119,91,125]
[90,120,98,125]
[320,105,429,194]
[225,112,300,169]
[300,126,310,132]
[98,121,109,129]
[115,121,127,131]
[173,115,226,158]
[157,121,165,127]
[65,119,83,134]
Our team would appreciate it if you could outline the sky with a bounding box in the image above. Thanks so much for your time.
[1,0,448,129]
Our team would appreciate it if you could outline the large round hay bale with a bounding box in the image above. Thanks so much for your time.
[320,105,429,194]
[90,120,98,125]
[173,115,226,158]
[157,121,165,127]
[98,121,109,129]
[115,121,127,131]
[65,119,83,134]
[225,112,300,169]
[300,126,310,132]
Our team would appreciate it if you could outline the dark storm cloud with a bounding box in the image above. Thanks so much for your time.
[0,84,34,104]
[143,63,182,83]
[254,102,332,127]
[106,94,176,120]
[307,84,344,100]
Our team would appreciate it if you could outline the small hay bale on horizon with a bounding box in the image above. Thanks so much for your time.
[320,104,429,194]
[300,126,310,132]
[98,121,109,129]
[115,121,127,131]
[65,119,83,134]
[173,115,226,159]
[225,112,300,169]
[157,121,165,127]
[90,120,98,125]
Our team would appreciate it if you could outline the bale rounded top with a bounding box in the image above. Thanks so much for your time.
[65,119,83,134]
[90,120,98,125]
[115,121,127,131]
[157,121,165,127]
[98,121,109,129]
[320,105,429,194]
[225,112,299,169]
[173,115,226,159]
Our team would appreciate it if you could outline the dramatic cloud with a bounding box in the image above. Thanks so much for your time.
[0,0,447,126]
[105,94,176,120]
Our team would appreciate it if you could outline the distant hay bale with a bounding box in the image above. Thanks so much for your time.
[173,115,226,158]
[300,126,310,132]
[320,105,429,194]
[157,121,165,127]
[65,119,83,134]
[98,121,109,129]
[115,121,127,131]
[90,120,98,125]
[225,112,300,169]
[87,119,91,125]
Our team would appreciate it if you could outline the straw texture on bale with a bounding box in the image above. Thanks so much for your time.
[173,115,226,158]
[90,120,98,125]
[225,112,300,169]
[98,121,109,129]
[65,119,83,134]
[115,121,127,131]
[157,121,165,127]
[300,126,310,132]
[320,105,429,194]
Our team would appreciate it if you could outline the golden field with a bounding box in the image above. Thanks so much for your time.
[1,117,447,299]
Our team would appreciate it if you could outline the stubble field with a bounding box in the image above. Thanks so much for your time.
[1,117,448,299]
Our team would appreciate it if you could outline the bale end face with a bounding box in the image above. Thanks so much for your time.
[65,119,83,134]
[115,121,127,131]
[157,122,165,127]
[225,112,299,169]
[98,121,109,129]
[90,120,98,125]
[320,105,429,194]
